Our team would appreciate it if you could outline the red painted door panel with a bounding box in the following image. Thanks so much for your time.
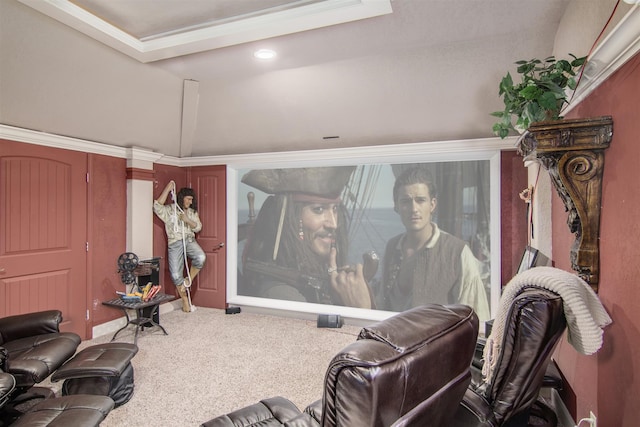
[0,140,88,338]
[190,166,226,309]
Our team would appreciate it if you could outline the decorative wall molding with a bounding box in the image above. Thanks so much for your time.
[17,0,393,63]
[0,124,128,158]
[126,147,165,169]
[517,116,613,289]
[182,137,516,168]
[564,5,640,114]
[1,123,516,166]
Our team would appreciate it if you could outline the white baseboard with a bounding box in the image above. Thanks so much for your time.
[91,301,177,339]
[237,304,373,328]
[92,315,127,338]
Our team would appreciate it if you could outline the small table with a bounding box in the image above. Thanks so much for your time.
[102,293,175,344]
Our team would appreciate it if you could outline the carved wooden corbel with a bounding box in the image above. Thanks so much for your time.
[517,116,613,290]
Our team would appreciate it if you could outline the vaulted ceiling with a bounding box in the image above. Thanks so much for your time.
[1,0,625,157]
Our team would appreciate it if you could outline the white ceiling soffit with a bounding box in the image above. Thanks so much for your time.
[18,0,393,63]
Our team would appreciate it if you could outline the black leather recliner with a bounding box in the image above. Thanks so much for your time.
[0,310,117,426]
[0,371,114,427]
[0,310,81,399]
[202,304,479,427]
[451,288,566,427]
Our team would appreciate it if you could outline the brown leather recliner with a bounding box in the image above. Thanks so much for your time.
[0,310,81,399]
[0,371,115,427]
[451,288,566,427]
[202,304,479,427]
[0,310,116,426]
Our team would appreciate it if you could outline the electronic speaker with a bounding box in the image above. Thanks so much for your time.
[225,306,241,315]
[317,314,343,328]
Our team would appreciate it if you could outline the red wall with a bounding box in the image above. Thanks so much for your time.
[555,52,640,426]
[88,153,127,328]
[88,160,189,325]
[500,150,529,285]
[88,159,189,326]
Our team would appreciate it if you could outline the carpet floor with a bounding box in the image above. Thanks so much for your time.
[44,305,362,426]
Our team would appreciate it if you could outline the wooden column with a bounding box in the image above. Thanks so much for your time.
[126,147,164,260]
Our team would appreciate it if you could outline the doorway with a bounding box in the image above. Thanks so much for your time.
[0,139,89,337]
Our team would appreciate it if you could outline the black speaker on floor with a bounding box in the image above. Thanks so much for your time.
[225,306,241,315]
[317,314,343,328]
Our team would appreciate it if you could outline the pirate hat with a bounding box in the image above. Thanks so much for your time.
[241,166,355,199]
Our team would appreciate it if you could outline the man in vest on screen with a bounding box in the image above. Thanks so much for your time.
[380,166,490,321]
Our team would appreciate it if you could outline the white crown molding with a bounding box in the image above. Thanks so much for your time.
[126,146,167,167]
[17,0,393,63]
[180,137,517,169]
[0,124,168,163]
[564,4,640,114]
[1,122,515,167]
[0,124,128,158]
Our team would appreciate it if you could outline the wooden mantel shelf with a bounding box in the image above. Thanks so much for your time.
[517,116,613,290]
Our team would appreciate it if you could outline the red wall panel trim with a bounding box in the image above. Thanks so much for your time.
[126,167,155,181]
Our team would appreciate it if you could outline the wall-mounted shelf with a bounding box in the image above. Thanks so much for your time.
[517,116,613,290]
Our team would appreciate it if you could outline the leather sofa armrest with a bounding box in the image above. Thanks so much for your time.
[0,372,16,408]
[0,346,7,371]
[303,399,322,422]
[283,412,320,426]
[201,397,304,427]
[451,388,495,427]
[0,310,62,345]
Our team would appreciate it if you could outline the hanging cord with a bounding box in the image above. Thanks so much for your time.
[170,185,195,311]
[577,415,596,427]
[566,0,622,108]
[529,166,541,243]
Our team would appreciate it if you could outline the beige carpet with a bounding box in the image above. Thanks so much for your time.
[45,306,362,426]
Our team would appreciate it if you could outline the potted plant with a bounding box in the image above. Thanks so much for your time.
[491,54,587,138]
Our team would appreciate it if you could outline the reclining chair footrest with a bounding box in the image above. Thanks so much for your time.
[51,343,138,408]
[10,394,115,427]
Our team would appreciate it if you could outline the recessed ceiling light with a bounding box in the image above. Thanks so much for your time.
[254,49,276,60]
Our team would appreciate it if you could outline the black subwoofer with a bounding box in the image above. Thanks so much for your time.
[317,314,342,328]
[225,306,241,314]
